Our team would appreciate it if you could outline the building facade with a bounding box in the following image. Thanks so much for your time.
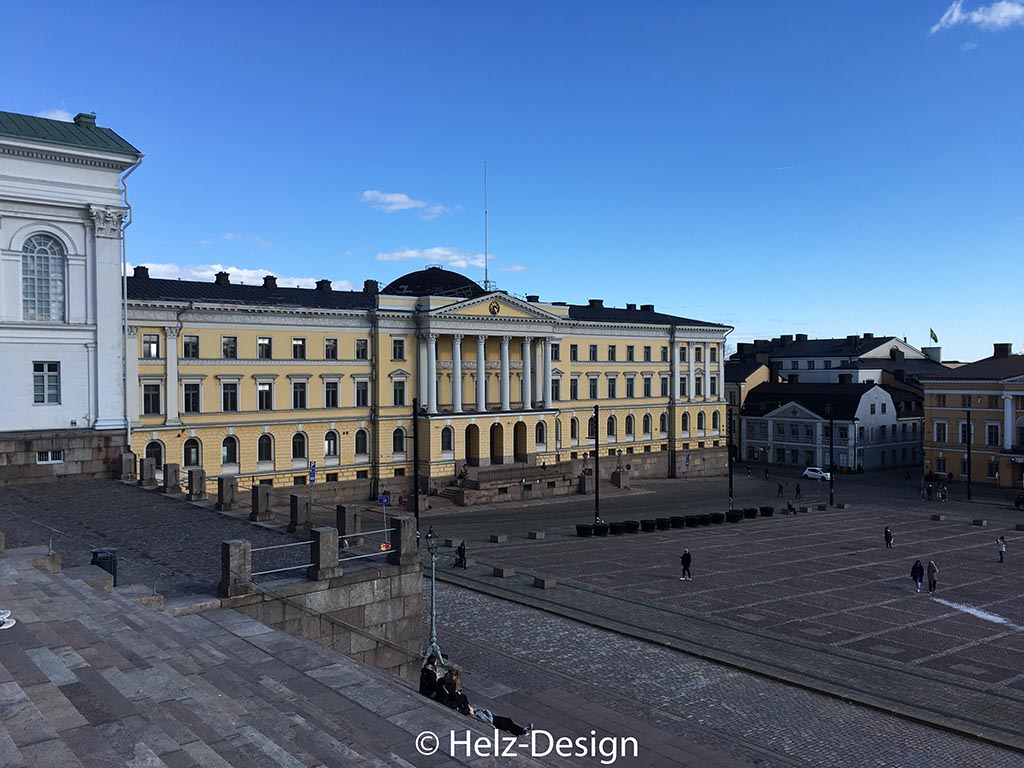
[725,362,772,452]
[0,111,141,483]
[126,266,732,498]
[921,343,1024,492]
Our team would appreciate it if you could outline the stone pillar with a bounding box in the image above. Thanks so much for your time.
[718,341,726,401]
[1004,394,1014,450]
[452,334,463,413]
[687,346,695,402]
[670,333,680,404]
[535,342,544,407]
[387,514,419,567]
[703,342,710,399]
[476,335,487,411]
[126,326,140,427]
[250,483,271,520]
[216,476,237,511]
[418,334,429,406]
[89,206,128,430]
[218,539,252,597]
[187,468,207,501]
[164,326,181,425]
[138,457,158,488]
[288,493,311,533]
[159,463,181,493]
[118,451,137,481]
[427,333,438,414]
[308,527,341,580]
[500,336,511,411]
[543,338,553,409]
[521,338,533,411]
[336,504,363,547]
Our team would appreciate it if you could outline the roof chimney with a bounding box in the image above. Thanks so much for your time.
[526,294,540,302]
[263,275,278,288]
[315,279,332,292]
[640,304,654,312]
[863,332,874,340]
[362,279,379,295]
[588,299,604,308]
[795,333,808,342]
[847,334,858,343]
[994,342,1013,358]
[625,303,636,311]
[214,271,230,287]
[132,265,149,279]
[780,334,793,346]
[73,112,96,128]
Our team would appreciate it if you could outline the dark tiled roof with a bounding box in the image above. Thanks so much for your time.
[382,266,487,298]
[922,354,1024,382]
[0,111,140,156]
[770,337,898,359]
[566,304,729,328]
[725,361,765,383]
[741,383,875,421]
[127,277,376,311]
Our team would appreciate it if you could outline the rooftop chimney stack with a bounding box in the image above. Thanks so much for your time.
[625,303,636,311]
[315,279,332,292]
[994,343,1013,358]
[73,112,96,128]
[363,279,379,295]
[214,272,230,287]
[263,275,278,288]
[132,265,149,279]
[588,298,604,308]
[640,304,654,312]
[526,295,540,303]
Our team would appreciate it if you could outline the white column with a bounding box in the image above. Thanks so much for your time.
[126,326,140,427]
[1004,394,1015,450]
[418,335,429,406]
[535,341,544,407]
[703,342,710,399]
[687,346,695,402]
[476,335,487,411]
[543,338,553,409]
[452,335,463,413]
[670,333,680,404]
[427,333,438,414]
[717,341,726,401]
[165,326,181,425]
[90,206,127,429]
[500,336,511,411]
[522,338,533,411]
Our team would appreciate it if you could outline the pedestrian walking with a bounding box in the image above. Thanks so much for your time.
[679,549,692,580]
[454,541,467,570]
[910,560,925,593]
[997,536,1007,563]
[764,467,770,481]
[795,483,802,500]
[884,527,894,549]
[777,481,784,498]
[926,484,933,501]
[927,560,938,593]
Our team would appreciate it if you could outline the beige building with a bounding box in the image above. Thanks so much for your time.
[126,265,731,500]
[921,343,1024,493]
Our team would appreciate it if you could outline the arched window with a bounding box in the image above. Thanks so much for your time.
[536,421,546,445]
[291,433,307,460]
[682,412,690,432]
[607,416,616,437]
[221,436,238,465]
[183,438,201,467]
[355,429,369,455]
[22,234,66,322]
[588,417,597,439]
[441,426,454,452]
[257,434,273,463]
[643,414,652,434]
[571,418,579,440]
[712,411,720,430]
[697,412,706,431]
[324,430,339,457]
[145,441,163,468]
[625,415,634,436]
[393,428,406,453]
[659,413,668,433]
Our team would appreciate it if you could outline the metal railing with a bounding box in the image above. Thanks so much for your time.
[250,539,313,578]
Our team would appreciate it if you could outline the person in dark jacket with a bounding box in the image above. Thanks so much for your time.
[679,549,692,580]
[926,561,938,594]
[454,541,467,569]
[777,481,784,498]
[884,527,894,549]
[795,483,802,500]
[443,669,532,736]
[911,560,925,593]
[419,655,441,698]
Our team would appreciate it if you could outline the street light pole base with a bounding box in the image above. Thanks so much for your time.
[422,641,445,664]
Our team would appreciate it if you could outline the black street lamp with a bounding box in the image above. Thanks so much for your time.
[423,527,444,662]
[965,398,975,501]
[727,416,735,510]
[411,398,428,539]
[593,403,601,525]
[826,403,836,507]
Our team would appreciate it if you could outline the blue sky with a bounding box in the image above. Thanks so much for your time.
[8,1,1023,361]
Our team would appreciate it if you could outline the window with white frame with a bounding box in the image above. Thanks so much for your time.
[643,377,652,398]
[570,378,579,400]
[221,336,237,359]
[441,426,454,452]
[292,338,306,360]
[987,424,1000,446]
[608,345,616,362]
[607,378,617,399]
[324,431,339,457]
[221,382,238,412]
[536,421,547,446]
[184,438,201,467]
[625,415,634,435]
[355,339,369,359]
[292,381,307,409]
[626,345,635,362]
[221,436,239,465]
[142,334,160,359]
[36,449,64,464]
[182,335,200,358]
[660,377,668,398]
[257,434,273,463]
[355,379,369,407]
[143,383,162,415]
[324,338,338,359]
[355,429,369,456]
[392,337,405,360]
[589,344,598,362]
[22,234,65,322]
[183,382,201,413]
[324,380,339,408]
[392,428,406,454]
[589,377,599,399]
[935,421,947,442]
[393,379,406,407]
[710,375,718,397]
[257,381,273,411]
[291,433,307,460]
[33,361,60,405]
[643,414,652,434]
[258,336,273,359]
[625,377,635,398]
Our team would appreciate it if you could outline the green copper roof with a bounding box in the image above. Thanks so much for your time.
[0,111,140,156]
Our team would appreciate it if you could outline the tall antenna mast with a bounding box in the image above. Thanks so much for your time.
[483,161,490,291]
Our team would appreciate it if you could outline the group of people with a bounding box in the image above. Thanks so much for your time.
[888,527,1008,595]
[924,484,949,502]
[419,656,532,736]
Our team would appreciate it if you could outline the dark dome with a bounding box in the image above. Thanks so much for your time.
[381,266,487,298]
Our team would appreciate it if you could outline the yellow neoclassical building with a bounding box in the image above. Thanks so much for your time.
[126,265,731,499]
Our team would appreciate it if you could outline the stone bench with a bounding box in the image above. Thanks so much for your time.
[527,531,545,540]
[533,576,557,589]
[972,519,988,527]
[835,503,850,510]
[489,534,507,543]
[798,506,810,513]
[931,514,946,522]
[816,504,827,511]
[492,566,515,578]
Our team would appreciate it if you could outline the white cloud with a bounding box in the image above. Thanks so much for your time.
[127,262,351,290]
[960,40,979,49]
[499,264,526,272]
[199,233,271,248]
[375,247,486,269]
[931,0,1024,33]
[36,109,73,122]
[361,190,451,220]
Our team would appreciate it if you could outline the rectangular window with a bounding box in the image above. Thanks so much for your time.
[608,345,616,362]
[551,343,560,361]
[987,424,1000,446]
[143,383,161,415]
[660,346,668,362]
[807,360,815,370]
[643,346,652,362]
[258,336,273,359]
[35,450,64,464]
[660,377,669,398]
[710,376,718,397]
[935,422,947,442]
[292,338,306,360]
[626,378,635,398]
[870,403,876,415]
[936,455,946,473]
[695,346,703,363]
[391,338,405,360]
[355,339,369,360]
[32,361,60,404]
[570,344,578,362]
[961,395,971,408]
[325,338,339,360]
[325,381,338,408]
[221,382,238,412]
[142,334,160,359]
[681,377,688,397]
[589,345,598,362]
[988,395,1000,410]
[221,336,237,359]
[292,381,307,409]
[626,345,635,362]
[551,379,561,401]
[393,379,406,407]
[988,460,999,479]
[183,383,201,414]
[607,379,617,399]
[824,360,832,369]
[791,360,799,370]
[570,378,579,400]
[961,458,969,475]
[589,378,599,399]
[881,402,887,414]
[935,394,947,407]
[257,381,273,411]
[182,335,199,359]
[695,377,703,397]
[960,422,970,444]
[355,380,369,407]
[643,377,652,398]
[709,346,717,363]
[680,345,687,362]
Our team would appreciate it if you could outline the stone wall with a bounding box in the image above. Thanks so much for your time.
[0,429,126,486]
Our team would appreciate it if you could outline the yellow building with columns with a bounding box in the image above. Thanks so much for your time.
[126,265,731,500]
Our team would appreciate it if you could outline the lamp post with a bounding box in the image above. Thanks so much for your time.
[965,399,973,501]
[826,403,835,507]
[412,398,423,539]
[593,403,601,525]
[727,415,734,510]
[423,527,444,662]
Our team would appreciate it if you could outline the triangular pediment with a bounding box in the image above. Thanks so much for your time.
[764,402,822,421]
[431,293,560,320]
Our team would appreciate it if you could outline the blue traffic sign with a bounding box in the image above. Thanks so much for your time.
[377,494,391,506]
[308,460,316,483]
[685,451,691,468]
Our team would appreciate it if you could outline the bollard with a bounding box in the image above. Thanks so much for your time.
[336,504,363,547]
[137,457,158,488]
[218,539,252,597]
[309,527,341,580]
[288,493,310,533]
[387,515,418,567]
[216,476,237,511]
[187,468,208,501]
[118,451,137,481]
[159,463,181,494]
[250,484,271,521]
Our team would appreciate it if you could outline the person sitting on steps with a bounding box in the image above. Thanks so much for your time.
[441,668,533,736]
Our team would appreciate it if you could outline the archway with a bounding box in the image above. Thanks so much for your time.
[514,421,528,462]
[490,423,505,465]
[464,424,481,466]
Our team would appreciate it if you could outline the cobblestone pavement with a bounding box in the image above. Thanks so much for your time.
[432,583,1021,768]
[0,480,313,597]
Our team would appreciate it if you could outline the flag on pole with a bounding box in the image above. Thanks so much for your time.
[929,328,938,343]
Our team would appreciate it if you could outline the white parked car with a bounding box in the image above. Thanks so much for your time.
[802,467,831,481]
